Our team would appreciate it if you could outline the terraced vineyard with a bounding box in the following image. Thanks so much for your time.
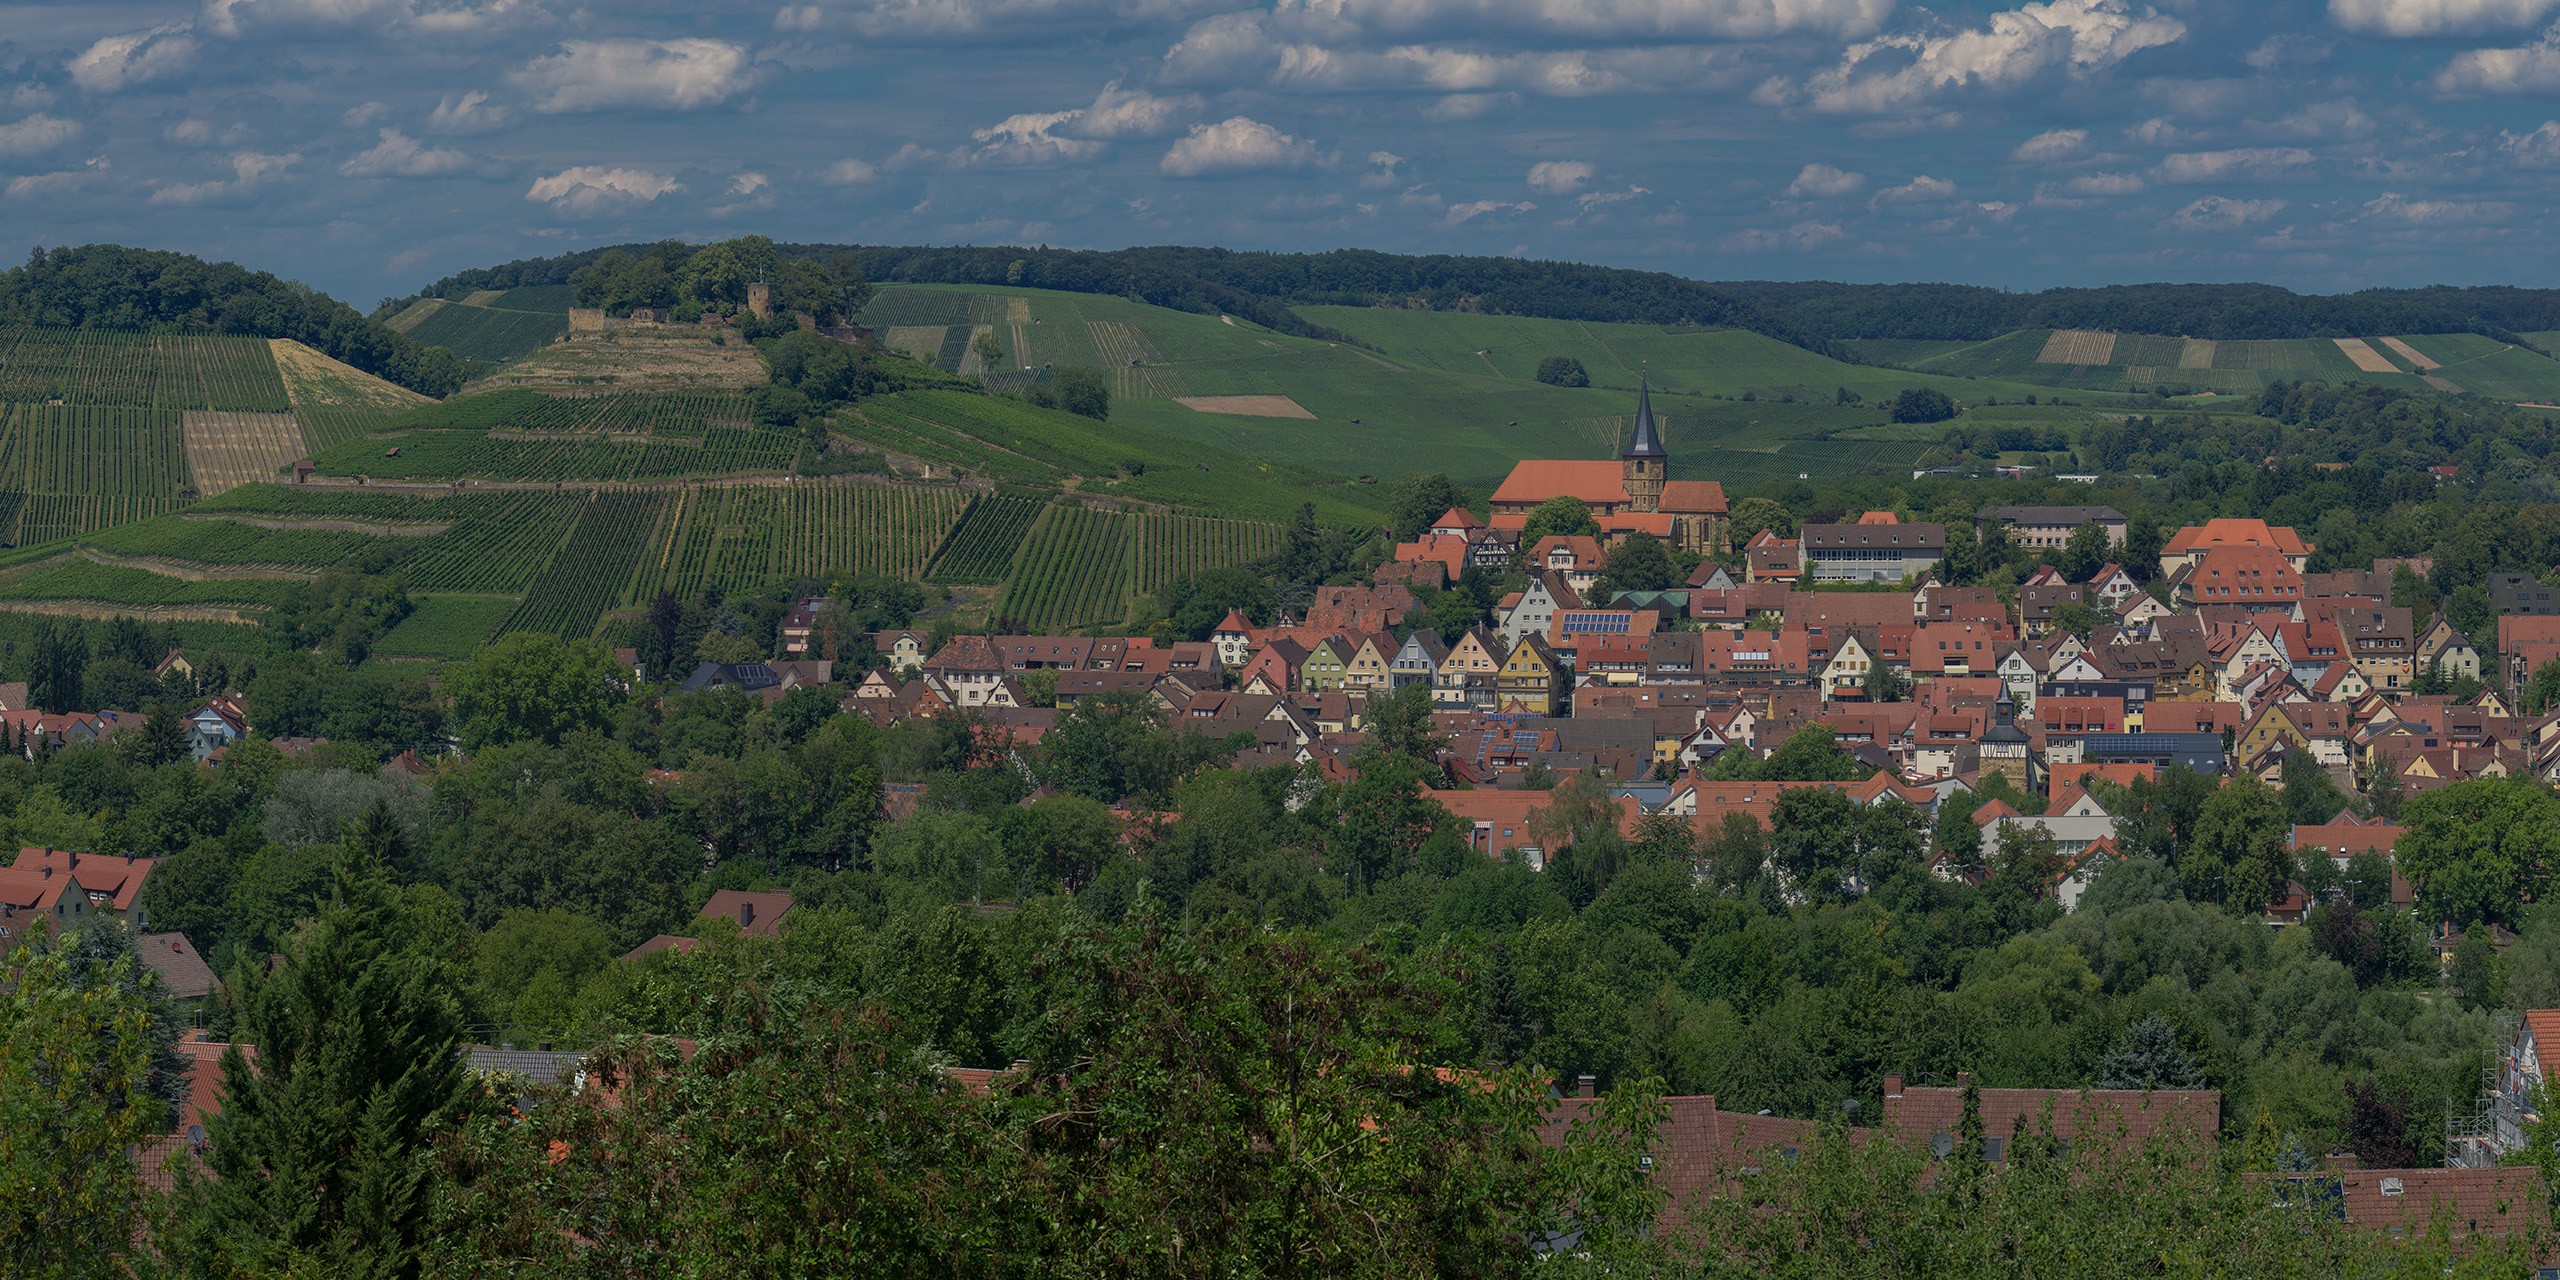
[653,482,968,599]
[314,389,794,483]
[1002,503,1134,631]
[272,338,435,452]
[0,330,290,410]
[923,492,1047,583]
[7,405,192,496]
[0,556,301,612]
[503,490,672,636]
[15,496,190,545]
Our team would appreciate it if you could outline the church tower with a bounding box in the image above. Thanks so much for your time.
[1620,379,1667,515]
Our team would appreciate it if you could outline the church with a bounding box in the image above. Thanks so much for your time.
[1488,383,1730,554]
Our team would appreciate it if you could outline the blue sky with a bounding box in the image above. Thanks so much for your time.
[5,0,2560,305]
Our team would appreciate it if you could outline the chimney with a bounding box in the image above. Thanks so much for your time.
[1883,1075,1904,1099]
[2325,1151,2360,1171]
[1955,1071,1974,1089]
[1010,1059,1031,1072]
[1577,1074,1598,1098]
[739,902,755,928]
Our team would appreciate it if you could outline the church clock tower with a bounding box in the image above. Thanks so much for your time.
[1620,380,1667,515]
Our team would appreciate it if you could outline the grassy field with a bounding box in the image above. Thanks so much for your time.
[835,388,1387,524]
[853,285,2136,493]
[1882,327,2560,401]
[271,339,433,451]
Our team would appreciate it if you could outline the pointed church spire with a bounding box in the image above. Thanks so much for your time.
[1622,378,1666,459]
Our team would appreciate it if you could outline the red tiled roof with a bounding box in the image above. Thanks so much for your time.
[2164,518,2313,558]
[1492,460,1630,507]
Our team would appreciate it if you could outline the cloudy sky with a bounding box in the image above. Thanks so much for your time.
[5,0,2560,305]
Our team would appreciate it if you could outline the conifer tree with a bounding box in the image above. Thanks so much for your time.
[2094,1015,2204,1090]
[164,846,471,1278]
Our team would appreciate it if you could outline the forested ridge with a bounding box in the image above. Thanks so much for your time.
[398,241,2560,353]
[1712,280,2560,344]
[1,245,465,396]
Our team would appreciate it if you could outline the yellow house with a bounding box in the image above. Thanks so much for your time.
[1343,634,1396,692]
[1498,635,1564,715]
[1436,628,1504,709]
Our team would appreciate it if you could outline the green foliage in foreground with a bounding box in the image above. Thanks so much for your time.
[1691,1102,2543,1279]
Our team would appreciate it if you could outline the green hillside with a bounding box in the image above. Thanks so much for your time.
[858,283,2118,492]
[1866,326,2560,402]
[386,284,572,369]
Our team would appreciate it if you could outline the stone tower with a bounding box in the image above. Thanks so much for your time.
[1621,379,1667,515]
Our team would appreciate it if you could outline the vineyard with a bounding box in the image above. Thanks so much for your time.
[373,595,516,660]
[313,390,794,483]
[0,330,290,411]
[271,338,433,452]
[994,504,1285,632]
[653,482,968,600]
[6,405,193,497]
[923,492,1047,583]
[181,411,308,495]
[14,497,190,545]
[503,490,672,636]
[1002,504,1134,631]
[0,556,303,611]
[1128,513,1281,597]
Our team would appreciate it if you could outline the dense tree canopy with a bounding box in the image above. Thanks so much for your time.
[0,244,463,395]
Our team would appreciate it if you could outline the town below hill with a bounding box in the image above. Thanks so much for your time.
[17,240,2560,1272]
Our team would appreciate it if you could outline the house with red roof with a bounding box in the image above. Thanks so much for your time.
[0,848,155,942]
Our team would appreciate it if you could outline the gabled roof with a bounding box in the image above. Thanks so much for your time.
[140,932,219,1000]
[1658,480,1728,515]
[700,889,793,936]
[1491,460,1630,508]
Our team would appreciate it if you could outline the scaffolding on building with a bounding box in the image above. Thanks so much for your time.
[2446,1012,2518,1169]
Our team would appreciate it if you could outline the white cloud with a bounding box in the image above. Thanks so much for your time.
[515,40,758,113]
[202,0,403,38]
[1575,184,1650,210]
[1794,0,2185,114]
[713,171,773,216]
[1062,81,1200,138]
[1361,150,1405,187]
[524,164,682,215]
[2435,27,2560,92]
[812,0,1231,40]
[2011,127,2088,161]
[2501,120,2560,164]
[2328,0,2560,36]
[824,157,880,184]
[2125,116,2185,146]
[2154,147,2314,182]
[341,101,389,127]
[2245,33,2333,68]
[1875,174,1958,203]
[1443,197,1534,224]
[5,156,107,200]
[68,25,199,93]
[1160,116,1319,176]
[2064,171,2144,194]
[0,114,80,159]
[2168,195,2285,229]
[1720,220,1847,252]
[2362,190,2512,222]
[150,150,299,204]
[1784,162,1865,197]
[969,111,1106,166]
[1527,160,1593,193]
[339,128,472,177]
[428,90,507,132]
